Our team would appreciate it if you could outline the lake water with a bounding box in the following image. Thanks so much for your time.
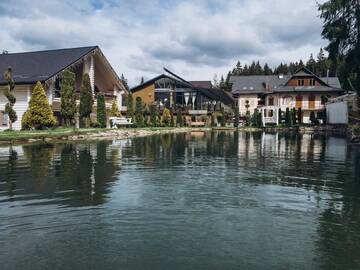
[0,131,359,270]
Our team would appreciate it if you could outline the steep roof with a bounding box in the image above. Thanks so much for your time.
[189,81,212,89]
[231,67,343,95]
[0,46,98,85]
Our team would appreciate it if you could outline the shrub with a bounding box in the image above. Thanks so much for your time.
[285,108,291,126]
[234,108,239,128]
[109,101,121,117]
[3,67,17,130]
[60,69,76,126]
[126,93,134,119]
[134,96,145,127]
[291,108,297,125]
[149,104,159,127]
[176,109,183,127]
[97,94,106,128]
[170,110,175,127]
[79,74,94,127]
[162,108,171,127]
[22,81,57,130]
[219,114,225,127]
[297,108,302,124]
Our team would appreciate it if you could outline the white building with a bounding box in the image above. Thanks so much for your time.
[0,46,127,130]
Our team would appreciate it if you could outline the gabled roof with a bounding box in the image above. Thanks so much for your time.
[189,81,212,89]
[0,46,98,85]
[231,67,344,95]
[130,74,193,92]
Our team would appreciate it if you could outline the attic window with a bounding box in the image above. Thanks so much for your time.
[297,79,304,86]
[310,79,316,86]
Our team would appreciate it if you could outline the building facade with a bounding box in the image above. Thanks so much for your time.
[131,70,233,116]
[231,67,344,124]
[0,46,127,130]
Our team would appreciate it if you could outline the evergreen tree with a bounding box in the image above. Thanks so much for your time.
[285,108,291,126]
[263,63,272,75]
[306,54,317,74]
[109,101,121,117]
[126,93,134,118]
[170,110,175,127]
[149,104,159,127]
[319,0,360,92]
[3,67,17,130]
[120,74,130,91]
[134,96,145,127]
[297,108,302,124]
[176,109,183,127]
[162,108,171,127]
[60,69,76,126]
[219,75,225,90]
[79,73,94,127]
[97,94,106,128]
[140,76,144,84]
[22,81,57,130]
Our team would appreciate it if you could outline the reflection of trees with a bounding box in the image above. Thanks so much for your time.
[23,144,55,188]
[2,147,18,196]
[315,149,360,270]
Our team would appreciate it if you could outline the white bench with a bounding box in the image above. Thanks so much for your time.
[109,117,133,128]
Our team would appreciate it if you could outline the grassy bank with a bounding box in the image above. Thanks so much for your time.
[0,127,208,143]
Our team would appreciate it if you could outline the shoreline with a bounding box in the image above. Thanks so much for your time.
[0,124,357,145]
[0,127,211,145]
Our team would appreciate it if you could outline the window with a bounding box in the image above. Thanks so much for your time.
[0,111,8,126]
[309,79,316,86]
[268,97,274,106]
[54,78,61,98]
[297,79,304,86]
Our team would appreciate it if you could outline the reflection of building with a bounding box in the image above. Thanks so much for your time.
[231,67,344,124]
[0,46,127,130]
[131,69,233,116]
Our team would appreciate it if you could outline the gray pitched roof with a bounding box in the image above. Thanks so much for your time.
[0,46,98,85]
[189,81,212,89]
[231,71,343,95]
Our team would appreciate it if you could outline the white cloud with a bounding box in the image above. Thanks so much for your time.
[0,0,327,86]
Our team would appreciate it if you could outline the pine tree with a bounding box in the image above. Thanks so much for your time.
[22,81,57,130]
[176,109,183,127]
[263,63,272,75]
[120,74,129,91]
[134,97,145,127]
[3,67,17,130]
[79,74,94,127]
[126,93,134,119]
[162,108,171,127]
[149,104,159,127]
[234,108,239,128]
[97,94,106,128]
[285,108,291,126]
[140,76,144,84]
[306,54,317,74]
[60,69,76,126]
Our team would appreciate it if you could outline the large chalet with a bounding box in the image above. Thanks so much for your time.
[231,67,345,124]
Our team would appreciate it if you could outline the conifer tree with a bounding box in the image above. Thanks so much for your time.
[22,81,57,130]
[3,67,17,130]
[234,108,239,128]
[120,74,130,91]
[162,108,171,127]
[109,101,121,117]
[176,109,183,127]
[60,69,76,126]
[134,96,145,127]
[126,93,134,119]
[79,74,94,128]
[97,94,106,128]
[149,104,159,127]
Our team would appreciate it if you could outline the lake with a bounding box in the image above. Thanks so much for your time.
[0,131,359,270]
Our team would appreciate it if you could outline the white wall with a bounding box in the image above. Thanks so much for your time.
[326,101,348,124]
[238,94,259,115]
[0,85,30,131]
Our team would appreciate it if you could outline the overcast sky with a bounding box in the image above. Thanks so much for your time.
[0,0,327,86]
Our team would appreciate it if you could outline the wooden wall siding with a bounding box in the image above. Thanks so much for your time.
[308,95,316,109]
[132,84,155,107]
[287,79,321,87]
[295,95,303,108]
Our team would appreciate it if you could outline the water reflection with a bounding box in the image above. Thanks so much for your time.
[0,132,359,270]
